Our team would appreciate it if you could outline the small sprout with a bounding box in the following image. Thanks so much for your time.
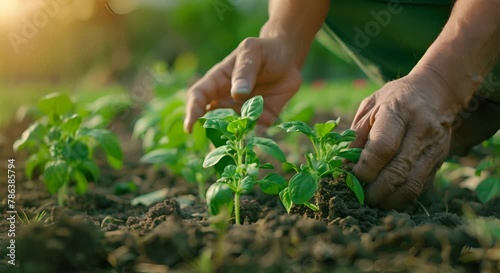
[279,118,364,212]
[13,93,124,206]
[202,96,287,224]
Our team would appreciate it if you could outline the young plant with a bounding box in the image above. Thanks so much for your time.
[135,90,214,198]
[202,96,287,224]
[278,119,363,213]
[13,93,123,206]
[474,136,500,203]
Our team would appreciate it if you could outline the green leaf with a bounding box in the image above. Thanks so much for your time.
[476,177,500,203]
[246,163,259,177]
[131,188,169,206]
[227,118,248,134]
[85,94,130,121]
[476,160,494,176]
[259,173,287,195]
[140,149,178,165]
[192,121,209,152]
[250,137,286,162]
[259,163,274,169]
[241,95,264,121]
[314,120,337,138]
[203,145,229,168]
[280,102,314,123]
[240,176,255,193]
[84,129,123,169]
[162,117,187,149]
[339,129,357,142]
[133,114,159,139]
[44,160,70,194]
[73,170,88,194]
[61,114,82,134]
[114,181,138,195]
[279,187,293,213]
[328,159,342,169]
[202,108,238,120]
[338,148,363,162]
[25,154,41,180]
[221,165,237,178]
[63,140,90,161]
[346,172,364,204]
[312,159,329,177]
[38,93,73,117]
[206,182,234,216]
[13,122,47,151]
[79,160,100,181]
[203,118,231,142]
[279,121,315,138]
[289,172,317,204]
[303,201,320,211]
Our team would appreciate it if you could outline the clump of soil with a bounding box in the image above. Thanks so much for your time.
[126,199,182,233]
[17,215,109,273]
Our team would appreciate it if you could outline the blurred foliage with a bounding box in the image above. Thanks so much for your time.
[436,132,500,203]
[0,0,362,82]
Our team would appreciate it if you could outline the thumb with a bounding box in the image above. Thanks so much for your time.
[231,39,262,101]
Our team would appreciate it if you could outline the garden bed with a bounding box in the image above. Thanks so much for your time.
[0,117,499,273]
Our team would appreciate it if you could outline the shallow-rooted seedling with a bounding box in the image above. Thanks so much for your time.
[13,93,123,206]
[278,119,363,212]
[202,96,287,224]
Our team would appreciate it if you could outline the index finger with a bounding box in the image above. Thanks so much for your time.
[184,55,235,133]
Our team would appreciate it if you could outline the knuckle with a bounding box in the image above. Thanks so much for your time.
[383,159,410,183]
[370,139,399,161]
[238,37,259,52]
[399,179,423,201]
[360,96,375,108]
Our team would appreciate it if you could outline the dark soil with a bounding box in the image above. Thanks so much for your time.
[0,118,499,273]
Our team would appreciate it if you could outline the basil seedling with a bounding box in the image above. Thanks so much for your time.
[202,96,287,224]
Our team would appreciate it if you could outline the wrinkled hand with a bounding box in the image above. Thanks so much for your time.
[350,74,456,210]
[184,37,302,132]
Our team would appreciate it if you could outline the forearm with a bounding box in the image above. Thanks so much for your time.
[260,0,330,67]
[411,0,500,106]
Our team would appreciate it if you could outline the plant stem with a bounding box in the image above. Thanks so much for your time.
[197,180,206,201]
[57,183,68,206]
[234,192,241,225]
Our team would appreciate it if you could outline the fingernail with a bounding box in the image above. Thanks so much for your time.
[231,79,250,94]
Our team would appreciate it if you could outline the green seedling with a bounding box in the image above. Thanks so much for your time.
[135,90,214,198]
[14,93,123,206]
[202,96,287,224]
[474,136,500,203]
[278,119,363,213]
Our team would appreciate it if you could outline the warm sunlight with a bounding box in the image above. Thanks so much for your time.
[0,0,21,24]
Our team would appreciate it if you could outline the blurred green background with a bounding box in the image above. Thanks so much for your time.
[0,0,374,127]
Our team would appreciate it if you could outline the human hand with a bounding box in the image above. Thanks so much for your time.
[184,37,302,133]
[349,73,457,210]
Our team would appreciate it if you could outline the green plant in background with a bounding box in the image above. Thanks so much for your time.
[278,119,363,213]
[13,93,124,206]
[202,96,287,224]
[474,135,500,203]
[135,88,214,199]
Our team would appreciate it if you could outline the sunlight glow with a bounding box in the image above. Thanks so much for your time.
[0,0,22,23]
